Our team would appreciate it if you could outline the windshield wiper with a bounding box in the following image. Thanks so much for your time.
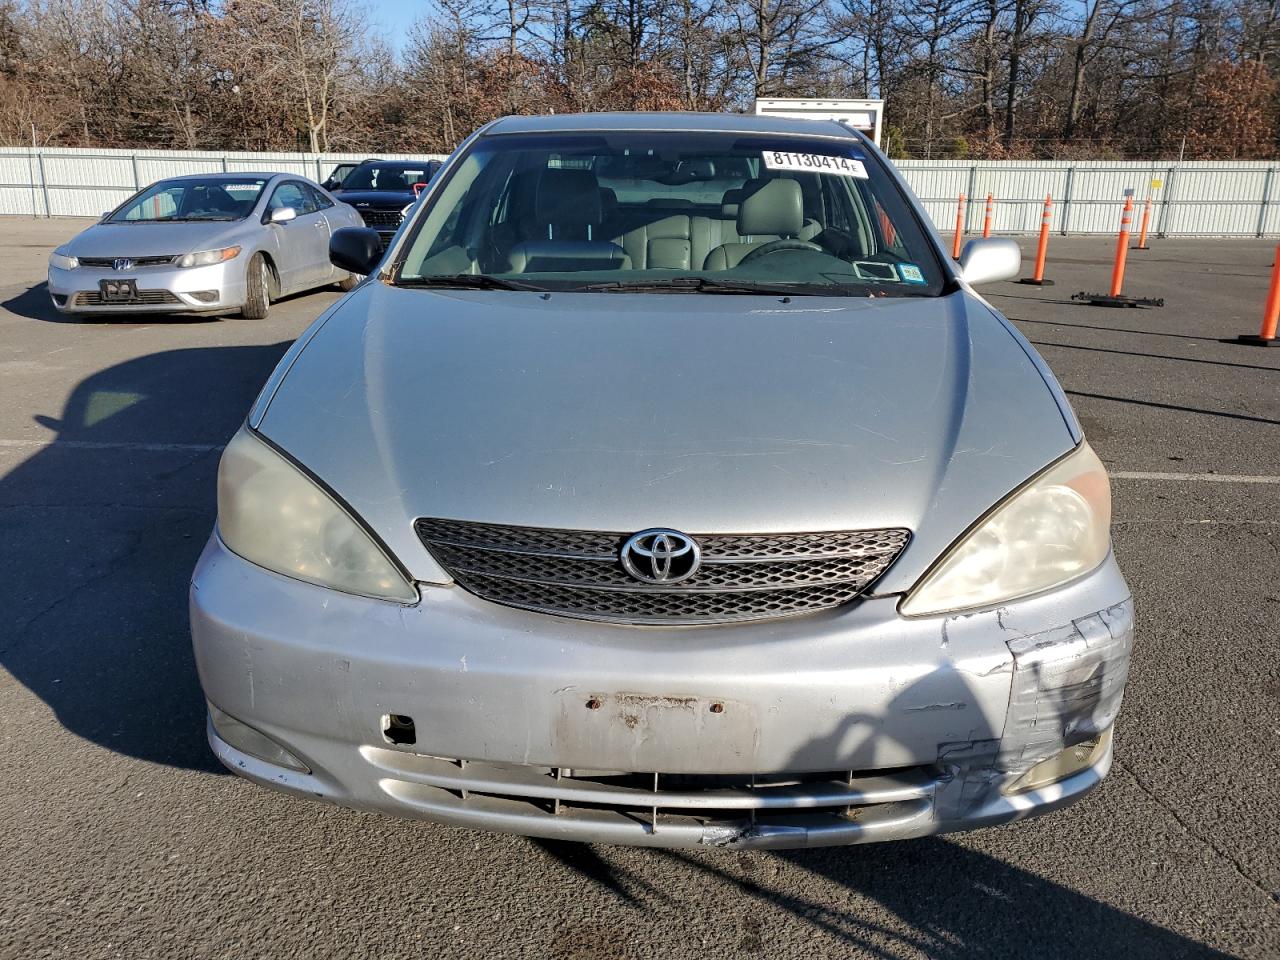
[395,274,547,291]
[576,277,842,296]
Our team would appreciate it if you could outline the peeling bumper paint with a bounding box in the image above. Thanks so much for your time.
[191,535,1133,848]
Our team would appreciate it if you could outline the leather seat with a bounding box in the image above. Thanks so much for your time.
[703,179,805,270]
[508,169,630,272]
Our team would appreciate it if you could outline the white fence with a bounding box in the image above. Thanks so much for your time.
[896,158,1280,237]
[0,147,446,219]
[1,146,1277,236]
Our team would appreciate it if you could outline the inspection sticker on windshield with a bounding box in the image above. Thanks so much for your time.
[897,263,926,284]
[762,151,868,178]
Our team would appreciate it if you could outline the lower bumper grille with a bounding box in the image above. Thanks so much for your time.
[415,519,909,624]
[363,748,939,846]
[73,289,182,306]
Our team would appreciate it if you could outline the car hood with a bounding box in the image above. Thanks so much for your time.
[257,284,1079,590]
[65,221,247,258]
[331,190,414,208]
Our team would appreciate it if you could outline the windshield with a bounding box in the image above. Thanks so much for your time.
[342,163,434,191]
[324,163,358,187]
[110,177,267,222]
[395,132,945,296]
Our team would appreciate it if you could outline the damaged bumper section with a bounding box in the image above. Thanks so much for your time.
[191,535,1133,849]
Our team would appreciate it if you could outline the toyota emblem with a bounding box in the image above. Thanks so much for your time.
[112,258,135,271]
[620,529,701,584]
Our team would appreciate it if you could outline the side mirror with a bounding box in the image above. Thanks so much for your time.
[957,237,1020,286]
[269,206,297,225]
[330,227,383,276]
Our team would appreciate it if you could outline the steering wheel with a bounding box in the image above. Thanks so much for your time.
[738,238,825,265]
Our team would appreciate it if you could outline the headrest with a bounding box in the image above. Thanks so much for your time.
[678,159,715,178]
[737,179,803,237]
[535,169,603,229]
[723,178,769,219]
[599,187,618,222]
[201,186,240,212]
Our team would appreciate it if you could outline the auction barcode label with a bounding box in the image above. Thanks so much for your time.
[762,152,868,178]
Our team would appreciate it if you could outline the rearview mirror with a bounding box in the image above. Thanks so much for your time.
[269,206,297,225]
[957,238,1020,286]
[330,227,383,276]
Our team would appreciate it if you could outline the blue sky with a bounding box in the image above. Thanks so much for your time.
[364,0,436,54]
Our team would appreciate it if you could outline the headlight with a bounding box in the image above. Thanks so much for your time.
[217,428,417,602]
[177,246,241,268]
[49,251,78,270]
[901,442,1111,616]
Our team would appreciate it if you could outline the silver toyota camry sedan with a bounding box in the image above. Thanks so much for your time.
[191,113,1133,849]
[48,173,363,318]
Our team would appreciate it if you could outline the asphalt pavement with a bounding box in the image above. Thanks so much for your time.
[1,218,1277,959]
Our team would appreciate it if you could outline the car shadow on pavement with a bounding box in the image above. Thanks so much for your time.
[649,840,1233,959]
[0,342,293,772]
[535,666,1228,958]
[1,281,225,324]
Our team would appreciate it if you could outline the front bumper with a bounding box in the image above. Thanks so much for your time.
[190,535,1133,848]
[48,259,247,314]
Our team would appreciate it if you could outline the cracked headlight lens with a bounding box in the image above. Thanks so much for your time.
[217,428,416,602]
[901,442,1111,616]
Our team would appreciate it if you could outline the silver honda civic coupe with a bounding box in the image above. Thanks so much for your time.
[48,173,363,318]
[191,113,1133,849]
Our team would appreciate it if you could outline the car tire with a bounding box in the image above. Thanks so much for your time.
[337,273,361,292]
[240,253,270,319]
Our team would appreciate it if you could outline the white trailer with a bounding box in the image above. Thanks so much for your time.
[753,98,885,147]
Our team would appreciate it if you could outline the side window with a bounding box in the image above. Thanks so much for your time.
[822,178,853,234]
[269,182,312,215]
[306,184,333,210]
[825,177,874,257]
[425,190,468,259]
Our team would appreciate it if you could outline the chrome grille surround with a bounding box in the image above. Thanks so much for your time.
[77,255,176,268]
[415,519,909,625]
[362,748,940,845]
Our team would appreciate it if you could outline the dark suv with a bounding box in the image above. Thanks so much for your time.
[330,160,443,247]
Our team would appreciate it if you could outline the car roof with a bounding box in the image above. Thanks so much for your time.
[483,111,863,142]
[151,172,286,184]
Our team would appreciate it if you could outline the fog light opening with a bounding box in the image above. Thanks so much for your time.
[1003,727,1112,796]
[383,714,417,746]
[208,703,309,772]
[189,290,219,304]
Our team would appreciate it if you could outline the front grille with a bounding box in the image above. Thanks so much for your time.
[359,209,403,228]
[416,519,909,625]
[72,289,182,306]
[77,255,175,267]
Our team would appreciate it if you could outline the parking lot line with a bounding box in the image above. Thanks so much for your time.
[1110,470,1280,484]
[0,438,223,454]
